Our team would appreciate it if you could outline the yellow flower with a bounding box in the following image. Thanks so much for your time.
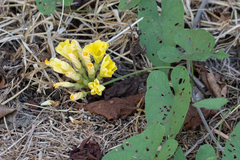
[55,39,79,60]
[87,63,95,78]
[54,82,74,88]
[45,58,75,74]
[82,52,91,66]
[83,40,109,64]
[71,40,83,60]
[70,91,87,100]
[88,79,105,96]
[99,54,117,78]
[68,53,82,70]
[65,71,82,82]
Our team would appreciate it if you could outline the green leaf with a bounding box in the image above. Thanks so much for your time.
[157,139,178,160]
[36,0,73,15]
[102,124,165,160]
[223,122,240,160]
[145,66,192,138]
[138,0,169,72]
[161,0,184,46]
[174,147,187,160]
[193,98,228,110]
[118,0,140,10]
[174,29,230,61]
[158,46,184,63]
[158,29,230,63]
[196,144,217,160]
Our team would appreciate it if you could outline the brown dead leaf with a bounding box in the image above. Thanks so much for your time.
[195,66,227,98]
[0,105,16,119]
[70,137,102,160]
[27,100,41,110]
[184,103,218,130]
[0,105,18,129]
[0,75,5,88]
[75,93,145,120]
[104,78,139,100]
[207,71,227,98]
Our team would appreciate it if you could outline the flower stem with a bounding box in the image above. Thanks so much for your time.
[82,73,90,83]
[102,66,174,86]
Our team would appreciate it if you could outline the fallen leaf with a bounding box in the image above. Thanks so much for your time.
[75,93,145,120]
[0,105,16,119]
[184,103,218,130]
[0,105,18,129]
[104,78,139,100]
[0,75,5,88]
[27,100,41,110]
[207,71,227,97]
[195,66,227,98]
[70,137,102,160]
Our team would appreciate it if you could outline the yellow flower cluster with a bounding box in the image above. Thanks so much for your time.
[45,39,117,101]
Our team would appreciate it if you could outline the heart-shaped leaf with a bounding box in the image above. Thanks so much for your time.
[196,144,217,160]
[193,98,228,110]
[158,29,230,63]
[146,66,192,138]
[118,0,140,10]
[102,124,165,160]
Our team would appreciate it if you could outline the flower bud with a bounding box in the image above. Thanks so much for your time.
[70,91,87,100]
[87,63,95,78]
[82,52,91,66]
[54,82,74,88]
[68,53,82,70]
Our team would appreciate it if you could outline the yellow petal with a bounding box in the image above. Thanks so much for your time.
[83,40,109,64]
[82,52,91,66]
[99,54,117,77]
[87,63,95,77]
[54,82,74,88]
[65,71,81,81]
[88,79,105,96]
[70,91,87,100]
[68,53,82,70]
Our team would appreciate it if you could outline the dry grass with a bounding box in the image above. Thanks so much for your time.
[0,0,240,159]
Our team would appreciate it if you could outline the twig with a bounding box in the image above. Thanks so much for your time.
[107,17,144,44]
[187,0,224,154]
[0,118,46,156]
[193,0,209,29]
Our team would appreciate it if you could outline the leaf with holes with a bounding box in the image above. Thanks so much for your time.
[157,139,178,160]
[176,29,229,61]
[138,0,169,73]
[118,0,140,10]
[158,46,183,63]
[174,147,187,160]
[196,144,217,160]
[36,0,73,15]
[161,0,184,46]
[222,122,240,160]
[158,29,230,63]
[102,124,165,160]
[193,98,228,110]
[146,66,192,139]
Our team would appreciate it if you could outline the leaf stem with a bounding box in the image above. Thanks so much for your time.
[188,59,224,153]
[102,66,174,86]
